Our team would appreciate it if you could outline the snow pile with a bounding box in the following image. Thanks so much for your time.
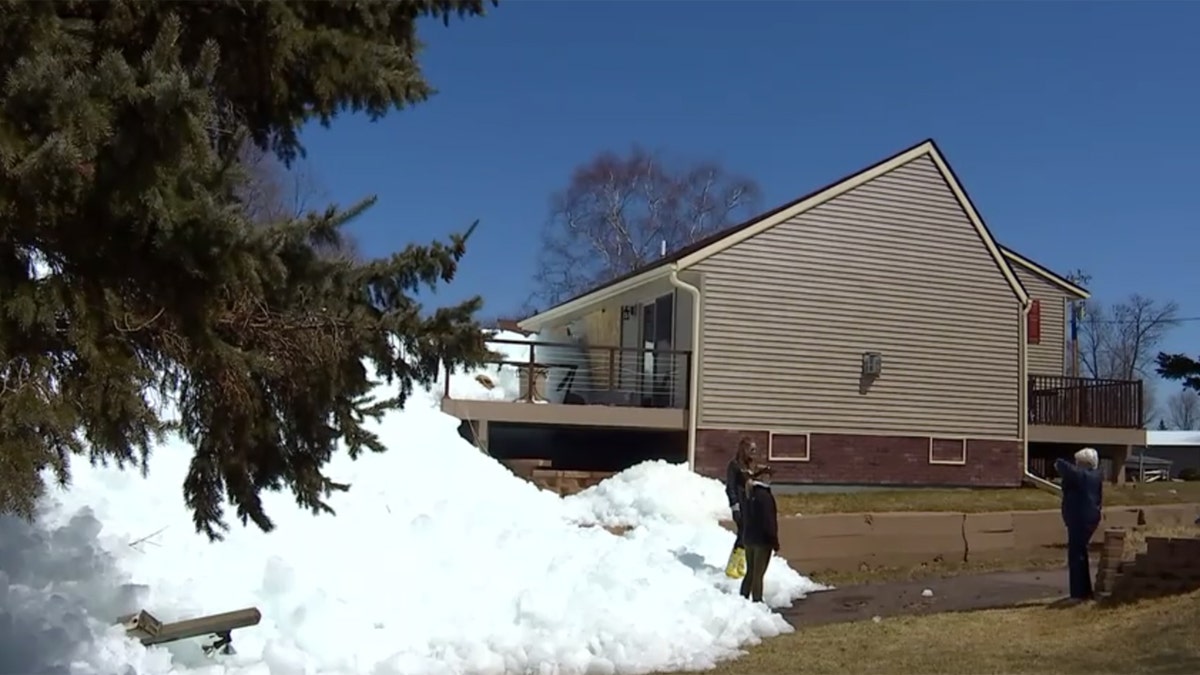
[0,509,171,674]
[563,460,734,527]
[565,461,827,609]
[451,331,596,405]
[2,332,825,675]
[438,331,538,402]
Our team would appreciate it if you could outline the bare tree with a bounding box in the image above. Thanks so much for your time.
[1166,389,1200,430]
[1078,294,1180,381]
[236,142,361,260]
[531,146,760,307]
[1074,288,1179,427]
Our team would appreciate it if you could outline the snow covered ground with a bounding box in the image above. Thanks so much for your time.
[1,332,826,675]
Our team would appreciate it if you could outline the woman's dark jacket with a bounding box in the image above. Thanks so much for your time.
[725,460,749,510]
[742,482,780,550]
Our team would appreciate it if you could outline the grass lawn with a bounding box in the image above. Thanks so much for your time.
[775,480,1200,516]
[681,590,1200,675]
[689,523,1200,674]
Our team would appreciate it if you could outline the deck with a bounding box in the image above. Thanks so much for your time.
[441,347,1148,444]
[441,339,691,430]
[1027,374,1146,445]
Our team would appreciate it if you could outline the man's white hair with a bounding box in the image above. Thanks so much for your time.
[1075,447,1099,469]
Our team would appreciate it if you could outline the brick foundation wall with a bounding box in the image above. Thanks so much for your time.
[1096,529,1200,602]
[696,428,1022,487]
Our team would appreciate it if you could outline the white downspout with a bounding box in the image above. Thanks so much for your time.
[668,267,702,472]
[1021,300,1061,493]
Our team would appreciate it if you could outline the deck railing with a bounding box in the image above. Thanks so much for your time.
[1027,374,1143,429]
[445,339,691,409]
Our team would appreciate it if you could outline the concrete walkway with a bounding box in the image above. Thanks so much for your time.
[784,568,1070,627]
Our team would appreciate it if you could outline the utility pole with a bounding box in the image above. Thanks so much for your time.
[1070,302,1083,378]
[1066,270,1092,379]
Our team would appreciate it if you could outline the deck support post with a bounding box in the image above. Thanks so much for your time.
[1109,444,1131,485]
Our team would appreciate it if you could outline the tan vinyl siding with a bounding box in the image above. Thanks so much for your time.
[692,155,1021,438]
[1012,266,1068,376]
[548,283,691,390]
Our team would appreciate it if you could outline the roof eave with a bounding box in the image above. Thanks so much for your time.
[517,265,674,332]
[671,141,1031,306]
[999,248,1090,299]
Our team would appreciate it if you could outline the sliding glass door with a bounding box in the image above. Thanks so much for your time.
[641,293,675,406]
[618,292,676,405]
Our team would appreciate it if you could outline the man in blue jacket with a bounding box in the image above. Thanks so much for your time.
[1054,447,1104,601]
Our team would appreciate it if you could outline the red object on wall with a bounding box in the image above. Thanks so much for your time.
[1028,299,1042,344]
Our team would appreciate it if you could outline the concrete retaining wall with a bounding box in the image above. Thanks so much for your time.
[720,503,1200,573]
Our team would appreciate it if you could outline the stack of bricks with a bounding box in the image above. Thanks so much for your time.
[530,469,615,496]
[1094,528,1126,597]
[499,458,551,482]
[1098,529,1200,602]
[499,460,616,496]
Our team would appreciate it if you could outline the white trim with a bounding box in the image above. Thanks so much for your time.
[518,265,673,332]
[923,148,1029,305]
[767,430,811,463]
[523,141,1034,331]
[668,268,703,472]
[672,142,1030,306]
[696,426,1020,444]
[1000,248,1090,299]
[929,436,968,466]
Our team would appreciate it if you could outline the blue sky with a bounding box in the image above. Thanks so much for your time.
[298,1,1199,400]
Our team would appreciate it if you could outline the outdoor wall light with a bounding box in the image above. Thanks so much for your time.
[862,351,883,378]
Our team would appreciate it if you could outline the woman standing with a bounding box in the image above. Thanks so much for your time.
[724,437,757,579]
[740,466,780,603]
[1055,447,1104,601]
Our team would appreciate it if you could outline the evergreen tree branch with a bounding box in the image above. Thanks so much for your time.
[0,0,495,539]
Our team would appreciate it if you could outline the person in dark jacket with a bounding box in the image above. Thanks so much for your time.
[740,468,780,603]
[1055,447,1104,601]
[723,437,757,579]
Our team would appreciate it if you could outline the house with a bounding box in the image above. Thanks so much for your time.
[442,139,1146,488]
[1138,431,1200,479]
[1122,452,1173,483]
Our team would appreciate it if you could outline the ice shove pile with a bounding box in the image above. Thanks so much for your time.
[1,332,825,675]
[564,461,827,609]
[563,460,734,527]
[450,331,594,405]
[433,330,537,402]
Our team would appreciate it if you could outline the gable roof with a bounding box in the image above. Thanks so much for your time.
[521,139,1039,330]
[999,247,1090,299]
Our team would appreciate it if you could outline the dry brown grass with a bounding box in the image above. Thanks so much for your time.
[816,552,1066,586]
[1122,523,1200,559]
[668,590,1200,675]
[656,515,1200,673]
[775,481,1200,516]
